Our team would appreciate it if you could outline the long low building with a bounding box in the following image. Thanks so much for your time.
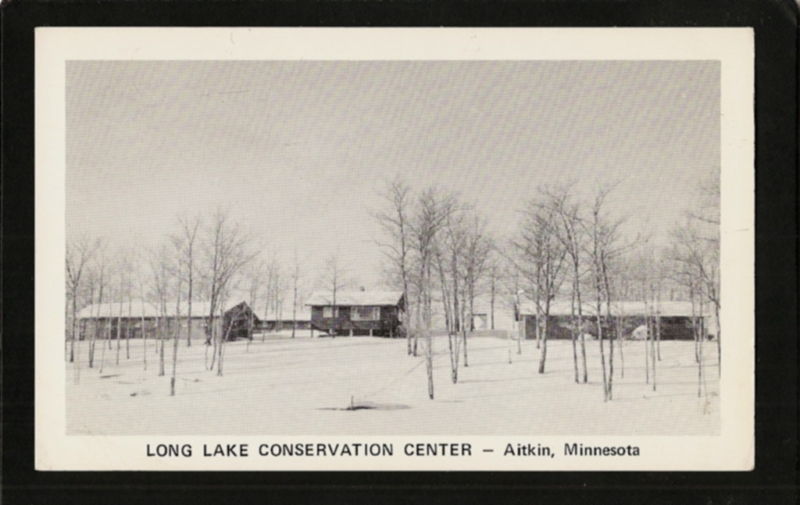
[76,300,260,341]
[515,300,713,341]
[305,290,405,337]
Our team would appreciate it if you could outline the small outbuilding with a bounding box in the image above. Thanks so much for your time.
[305,290,405,337]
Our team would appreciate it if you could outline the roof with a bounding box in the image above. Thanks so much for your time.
[261,305,312,322]
[305,290,404,307]
[517,300,710,318]
[77,300,260,320]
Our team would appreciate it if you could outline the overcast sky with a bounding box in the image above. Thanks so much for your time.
[66,60,719,289]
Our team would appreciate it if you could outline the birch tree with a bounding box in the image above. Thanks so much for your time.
[86,241,108,369]
[546,187,589,383]
[374,178,414,352]
[290,249,302,339]
[322,253,347,337]
[439,210,467,381]
[409,188,456,398]
[171,214,201,347]
[245,260,266,350]
[583,188,626,401]
[510,194,566,375]
[66,236,97,364]
[149,244,172,377]
[461,215,493,368]
[202,209,254,372]
[170,256,182,396]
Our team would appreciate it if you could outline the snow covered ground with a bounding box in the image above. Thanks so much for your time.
[66,333,719,435]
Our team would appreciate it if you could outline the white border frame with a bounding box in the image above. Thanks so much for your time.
[35,27,754,471]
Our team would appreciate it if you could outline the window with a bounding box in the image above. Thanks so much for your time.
[352,306,380,321]
[322,306,337,318]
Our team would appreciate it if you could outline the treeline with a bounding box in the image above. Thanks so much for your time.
[374,176,720,401]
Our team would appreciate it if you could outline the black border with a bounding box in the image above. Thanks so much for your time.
[2,1,798,503]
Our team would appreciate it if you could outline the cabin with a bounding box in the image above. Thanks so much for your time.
[305,290,405,337]
[515,300,711,341]
[76,300,260,342]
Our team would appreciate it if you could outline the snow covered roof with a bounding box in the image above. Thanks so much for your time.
[261,305,312,322]
[517,300,710,318]
[77,300,260,319]
[305,290,404,307]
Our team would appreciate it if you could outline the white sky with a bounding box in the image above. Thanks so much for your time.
[66,60,719,289]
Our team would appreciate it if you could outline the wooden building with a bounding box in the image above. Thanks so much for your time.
[305,290,405,337]
[515,300,711,341]
[76,300,260,342]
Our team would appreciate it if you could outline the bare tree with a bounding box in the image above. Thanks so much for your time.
[171,214,201,347]
[114,253,129,367]
[86,241,108,369]
[170,257,182,396]
[245,260,266,350]
[322,253,347,337]
[487,259,500,331]
[510,193,566,375]
[261,254,279,340]
[546,187,589,383]
[201,209,255,373]
[136,258,149,371]
[461,214,493,368]
[66,236,97,364]
[669,220,714,395]
[148,244,171,377]
[683,176,721,375]
[438,209,467,382]
[409,188,456,399]
[433,239,460,383]
[374,178,414,352]
[583,188,626,400]
[290,249,302,339]
[200,209,255,360]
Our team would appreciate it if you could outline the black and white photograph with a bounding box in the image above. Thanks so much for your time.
[35,28,755,471]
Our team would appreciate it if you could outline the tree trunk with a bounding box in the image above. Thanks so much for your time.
[534,297,541,350]
[463,299,471,368]
[650,314,657,392]
[126,294,132,359]
[209,317,217,370]
[596,297,608,402]
[158,303,166,376]
[115,298,122,365]
[426,328,434,399]
[171,291,181,396]
[617,315,624,379]
[70,292,77,363]
[217,310,227,377]
[655,300,662,361]
[715,303,721,378]
[538,314,548,374]
[87,285,96,368]
[644,310,651,384]
[490,275,496,330]
[292,283,297,339]
[187,261,193,347]
[570,282,579,383]
[576,274,588,383]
